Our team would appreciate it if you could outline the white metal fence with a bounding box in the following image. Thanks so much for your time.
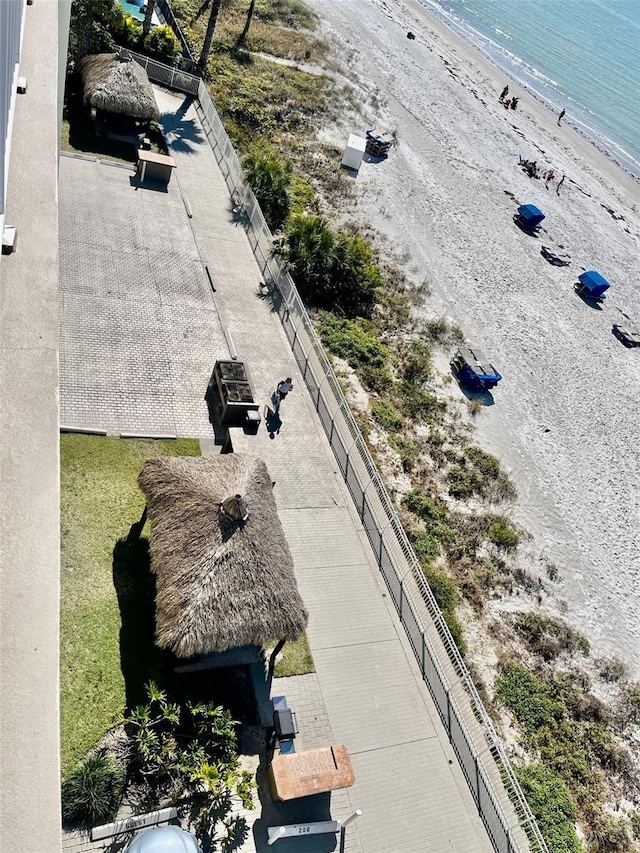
[132,53,550,853]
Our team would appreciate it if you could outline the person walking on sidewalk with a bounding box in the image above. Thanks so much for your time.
[276,377,293,409]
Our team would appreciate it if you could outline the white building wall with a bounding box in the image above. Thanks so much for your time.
[0,0,26,231]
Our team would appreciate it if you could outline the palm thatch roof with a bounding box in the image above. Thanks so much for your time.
[80,53,159,120]
[138,454,308,658]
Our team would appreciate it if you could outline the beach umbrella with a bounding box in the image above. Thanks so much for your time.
[80,53,160,121]
[137,454,308,658]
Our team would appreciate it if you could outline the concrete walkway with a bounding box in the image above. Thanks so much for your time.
[59,87,495,853]
[157,89,494,853]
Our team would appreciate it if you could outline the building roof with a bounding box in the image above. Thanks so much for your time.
[138,454,308,657]
[80,53,159,120]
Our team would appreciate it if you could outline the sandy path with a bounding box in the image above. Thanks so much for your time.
[306,0,640,672]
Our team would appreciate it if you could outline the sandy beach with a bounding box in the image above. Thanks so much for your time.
[305,0,640,673]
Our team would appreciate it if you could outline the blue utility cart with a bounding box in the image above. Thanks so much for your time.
[451,346,502,392]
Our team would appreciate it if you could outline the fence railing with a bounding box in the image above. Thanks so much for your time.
[133,54,549,853]
[126,50,200,95]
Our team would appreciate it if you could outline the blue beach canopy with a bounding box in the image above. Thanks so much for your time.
[578,270,610,297]
[517,204,545,227]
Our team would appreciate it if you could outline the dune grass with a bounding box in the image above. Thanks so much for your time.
[60,434,200,775]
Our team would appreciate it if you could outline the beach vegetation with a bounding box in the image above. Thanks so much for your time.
[446,447,517,502]
[396,380,444,423]
[488,517,520,551]
[513,612,590,661]
[421,317,464,345]
[389,434,421,472]
[616,681,640,728]
[371,401,404,431]
[401,338,433,384]
[242,145,292,231]
[595,655,627,683]
[274,217,382,315]
[316,312,389,370]
[514,762,581,853]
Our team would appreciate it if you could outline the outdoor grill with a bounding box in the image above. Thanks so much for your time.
[209,360,260,425]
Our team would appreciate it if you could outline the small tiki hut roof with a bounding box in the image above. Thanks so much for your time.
[138,454,308,658]
[80,53,159,120]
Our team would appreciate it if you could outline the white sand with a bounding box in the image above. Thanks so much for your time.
[306,0,640,673]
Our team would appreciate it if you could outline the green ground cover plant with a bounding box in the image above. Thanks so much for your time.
[495,661,637,849]
[316,312,389,371]
[514,762,581,853]
[271,634,314,677]
[60,434,200,775]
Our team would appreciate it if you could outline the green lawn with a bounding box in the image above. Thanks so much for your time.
[268,633,314,678]
[60,434,200,775]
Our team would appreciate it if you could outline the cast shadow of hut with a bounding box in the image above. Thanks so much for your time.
[112,534,169,709]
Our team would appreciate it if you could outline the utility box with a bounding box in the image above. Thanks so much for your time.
[341,134,366,171]
[207,360,259,425]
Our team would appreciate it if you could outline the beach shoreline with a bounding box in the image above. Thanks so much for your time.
[306,0,640,674]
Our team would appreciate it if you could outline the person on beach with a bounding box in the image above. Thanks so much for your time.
[499,84,509,102]
[557,108,566,126]
[510,97,519,110]
[556,174,566,195]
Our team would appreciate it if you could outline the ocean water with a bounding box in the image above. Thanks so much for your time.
[419,0,640,177]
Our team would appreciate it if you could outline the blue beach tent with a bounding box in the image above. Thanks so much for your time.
[577,270,610,299]
[516,204,545,229]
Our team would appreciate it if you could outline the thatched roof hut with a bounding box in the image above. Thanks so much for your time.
[138,454,308,658]
[80,53,159,120]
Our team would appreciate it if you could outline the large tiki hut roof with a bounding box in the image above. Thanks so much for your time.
[138,454,308,658]
[80,53,159,120]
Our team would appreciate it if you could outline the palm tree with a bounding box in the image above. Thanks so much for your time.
[236,0,256,47]
[242,147,291,232]
[142,0,156,39]
[195,0,223,76]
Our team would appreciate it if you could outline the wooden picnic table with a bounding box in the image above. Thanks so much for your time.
[268,744,355,801]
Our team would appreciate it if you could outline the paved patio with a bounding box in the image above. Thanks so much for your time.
[58,88,496,853]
